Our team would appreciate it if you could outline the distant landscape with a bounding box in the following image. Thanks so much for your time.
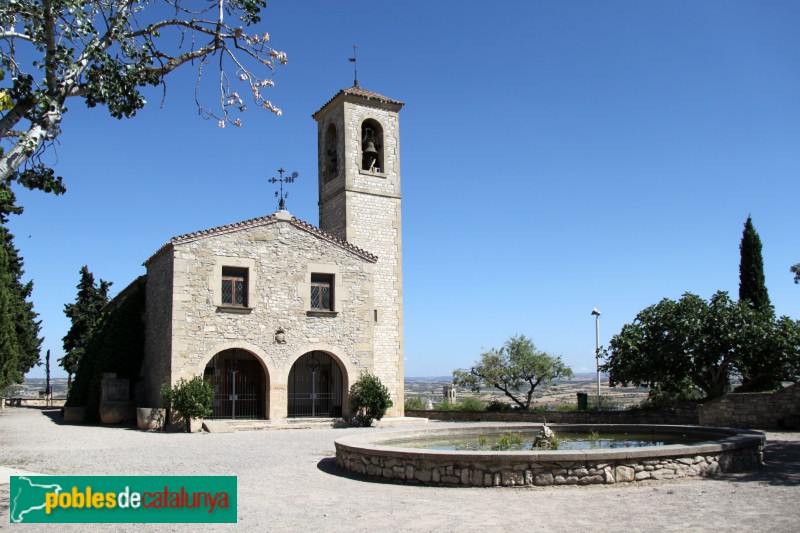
[7,374,649,411]
[406,373,649,410]
[3,378,69,399]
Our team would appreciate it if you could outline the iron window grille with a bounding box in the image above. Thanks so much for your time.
[222,267,248,307]
[310,274,334,311]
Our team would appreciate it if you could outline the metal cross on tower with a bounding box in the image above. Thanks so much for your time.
[268,167,299,211]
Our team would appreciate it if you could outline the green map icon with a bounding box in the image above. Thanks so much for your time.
[10,477,63,523]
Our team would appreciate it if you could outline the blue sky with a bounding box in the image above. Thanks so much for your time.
[8,1,799,379]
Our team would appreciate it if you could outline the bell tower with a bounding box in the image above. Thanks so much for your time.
[312,86,405,415]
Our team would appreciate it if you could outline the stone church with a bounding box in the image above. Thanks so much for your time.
[138,85,405,420]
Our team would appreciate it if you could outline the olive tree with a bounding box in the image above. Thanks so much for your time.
[453,335,572,410]
[0,0,287,193]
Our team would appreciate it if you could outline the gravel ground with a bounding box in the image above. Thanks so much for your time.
[1,406,799,532]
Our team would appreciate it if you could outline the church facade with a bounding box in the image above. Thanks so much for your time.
[138,86,405,419]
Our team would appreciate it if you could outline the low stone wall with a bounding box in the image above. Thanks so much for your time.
[698,383,800,429]
[335,424,764,488]
[406,404,698,425]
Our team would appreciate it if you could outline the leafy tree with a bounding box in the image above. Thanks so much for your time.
[161,376,213,433]
[0,1,286,195]
[60,265,110,386]
[453,335,573,410]
[603,292,800,400]
[349,372,393,427]
[791,263,800,284]
[0,188,42,389]
[739,216,771,311]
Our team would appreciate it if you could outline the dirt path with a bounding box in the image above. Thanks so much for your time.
[1,407,798,532]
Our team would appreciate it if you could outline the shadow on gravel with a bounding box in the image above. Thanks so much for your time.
[0,485,9,520]
[316,457,413,486]
[30,406,138,431]
[37,407,67,426]
[723,436,800,486]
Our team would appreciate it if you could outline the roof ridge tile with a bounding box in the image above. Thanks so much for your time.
[144,213,377,265]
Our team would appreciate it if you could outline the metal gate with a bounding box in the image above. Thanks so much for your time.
[204,349,265,419]
[288,351,343,417]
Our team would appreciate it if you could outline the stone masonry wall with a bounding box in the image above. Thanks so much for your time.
[155,216,375,419]
[406,406,699,425]
[336,446,762,487]
[698,383,800,429]
[347,192,403,414]
[141,251,173,407]
[317,105,346,240]
[341,101,404,415]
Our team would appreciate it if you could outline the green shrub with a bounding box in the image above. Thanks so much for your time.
[486,399,511,411]
[434,397,485,411]
[637,386,703,410]
[349,372,393,427]
[161,376,213,432]
[587,395,622,411]
[404,396,426,411]
[457,397,485,411]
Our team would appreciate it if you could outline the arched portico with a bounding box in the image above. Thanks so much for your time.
[203,348,269,419]
[287,351,347,418]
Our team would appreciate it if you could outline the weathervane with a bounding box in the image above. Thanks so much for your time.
[349,44,359,87]
[268,167,299,211]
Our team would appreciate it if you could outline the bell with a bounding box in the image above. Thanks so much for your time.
[363,140,378,157]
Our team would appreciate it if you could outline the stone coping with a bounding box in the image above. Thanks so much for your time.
[335,423,765,463]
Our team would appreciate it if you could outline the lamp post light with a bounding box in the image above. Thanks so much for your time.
[591,308,601,410]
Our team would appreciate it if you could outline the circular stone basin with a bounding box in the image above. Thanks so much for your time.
[334,423,765,487]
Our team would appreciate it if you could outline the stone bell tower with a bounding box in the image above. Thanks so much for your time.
[312,86,405,415]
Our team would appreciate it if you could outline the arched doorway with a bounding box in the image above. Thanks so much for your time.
[203,349,268,419]
[288,351,344,417]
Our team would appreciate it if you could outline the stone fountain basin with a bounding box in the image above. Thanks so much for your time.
[334,423,765,487]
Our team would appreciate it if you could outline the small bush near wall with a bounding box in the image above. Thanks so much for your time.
[404,397,426,411]
[486,399,511,411]
[350,372,393,427]
[161,377,213,433]
[434,398,485,412]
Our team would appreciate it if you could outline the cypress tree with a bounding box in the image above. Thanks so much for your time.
[0,185,42,390]
[60,266,111,387]
[738,216,771,311]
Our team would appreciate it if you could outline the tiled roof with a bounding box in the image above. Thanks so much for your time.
[171,213,279,245]
[144,212,378,265]
[312,85,404,118]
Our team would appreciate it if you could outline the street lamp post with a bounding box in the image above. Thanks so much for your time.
[591,308,601,410]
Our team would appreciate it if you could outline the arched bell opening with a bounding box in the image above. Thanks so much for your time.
[287,351,344,418]
[360,119,384,173]
[323,123,338,182]
[203,348,269,419]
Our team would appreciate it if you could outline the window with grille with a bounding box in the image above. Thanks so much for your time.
[310,274,334,311]
[221,267,248,307]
